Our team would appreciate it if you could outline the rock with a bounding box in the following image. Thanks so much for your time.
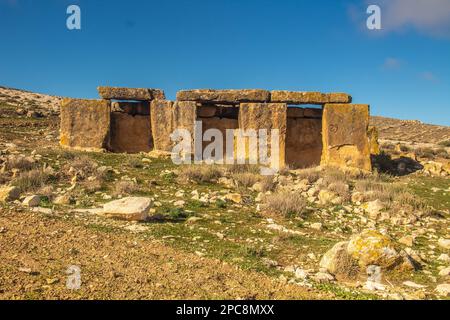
[351,192,364,204]
[318,190,338,205]
[60,99,111,151]
[310,223,323,231]
[22,195,41,207]
[399,235,415,247]
[54,194,73,205]
[321,104,372,171]
[313,272,335,283]
[174,200,185,207]
[438,254,450,263]
[218,177,235,189]
[435,284,450,297]
[97,87,165,100]
[102,197,152,221]
[347,230,400,269]
[364,265,386,291]
[364,200,385,219]
[225,193,242,204]
[319,241,356,277]
[438,238,450,250]
[271,91,351,105]
[403,281,426,289]
[0,186,20,202]
[423,161,444,176]
[251,182,264,193]
[438,267,450,277]
[177,89,270,104]
[294,268,308,280]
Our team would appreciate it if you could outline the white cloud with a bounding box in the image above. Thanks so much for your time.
[420,71,438,82]
[382,57,402,70]
[376,0,450,38]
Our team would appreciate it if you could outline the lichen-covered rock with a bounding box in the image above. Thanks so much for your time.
[150,100,197,152]
[0,186,20,202]
[102,197,153,221]
[319,242,357,277]
[177,89,270,104]
[321,104,372,171]
[368,126,380,155]
[271,91,351,105]
[60,99,111,151]
[97,87,165,101]
[347,230,400,269]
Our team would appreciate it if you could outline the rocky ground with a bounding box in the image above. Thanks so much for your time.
[0,89,449,300]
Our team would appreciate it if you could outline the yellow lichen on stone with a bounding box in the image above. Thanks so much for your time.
[321,104,372,172]
[368,126,380,155]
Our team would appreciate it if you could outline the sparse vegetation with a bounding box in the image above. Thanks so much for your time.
[262,191,307,217]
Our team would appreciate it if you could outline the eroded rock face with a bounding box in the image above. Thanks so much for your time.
[150,100,197,152]
[60,99,111,151]
[321,104,372,171]
[97,87,165,101]
[271,91,351,105]
[102,197,153,221]
[177,89,270,104]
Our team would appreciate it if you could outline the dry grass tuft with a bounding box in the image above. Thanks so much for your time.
[5,155,35,171]
[113,180,139,196]
[12,169,49,193]
[295,167,320,183]
[178,165,223,183]
[262,191,307,217]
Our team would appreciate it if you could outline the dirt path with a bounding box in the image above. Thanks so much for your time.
[0,208,319,300]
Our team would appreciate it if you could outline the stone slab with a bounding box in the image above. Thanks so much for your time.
[271,91,351,105]
[98,87,165,101]
[177,89,270,104]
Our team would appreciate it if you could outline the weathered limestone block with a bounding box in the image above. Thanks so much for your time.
[177,89,270,104]
[98,87,165,101]
[111,101,150,116]
[109,113,153,153]
[321,104,372,171]
[151,100,197,152]
[60,99,111,151]
[239,103,287,168]
[271,91,351,105]
[286,118,322,168]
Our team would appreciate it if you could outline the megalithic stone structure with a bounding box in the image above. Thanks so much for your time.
[59,87,375,172]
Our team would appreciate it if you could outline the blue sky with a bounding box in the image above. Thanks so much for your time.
[1,0,449,125]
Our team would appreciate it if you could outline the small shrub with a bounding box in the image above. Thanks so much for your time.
[263,191,307,217]
[113,180,139,196]
[327,181,351,201]
[225,164,260,175]
[438,140,450,147]
[295,167,320,183]
[13,169,49,193]
[5,155,35,171]
[127,157,143,169]
[178,165,223,183]
[354,179,404,203]
[232,172,260,188]
[415,147,435,159]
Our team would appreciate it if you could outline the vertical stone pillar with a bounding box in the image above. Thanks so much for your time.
[150,100,197,152]
[321,104,372,171]
[60,98,111,151]
[238,103,287,169]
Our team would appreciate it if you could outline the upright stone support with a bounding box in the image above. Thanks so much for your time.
[150,100,197,152]
[321,104,372,171]
[60,99,111,151]
[238,103,287,169]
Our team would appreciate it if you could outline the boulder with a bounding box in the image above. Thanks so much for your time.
[102,197,153,221]
[347,230,400,268]
[0,186,20,202]
[225,193,242,204]
[321,104,372,171]
[436,284,450,297]
[319,241,356,277]
[97,87,165,101]
[22,195,41,207]
[271,91,351,105]
[177,89,270,104]
[60,99,111,151]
